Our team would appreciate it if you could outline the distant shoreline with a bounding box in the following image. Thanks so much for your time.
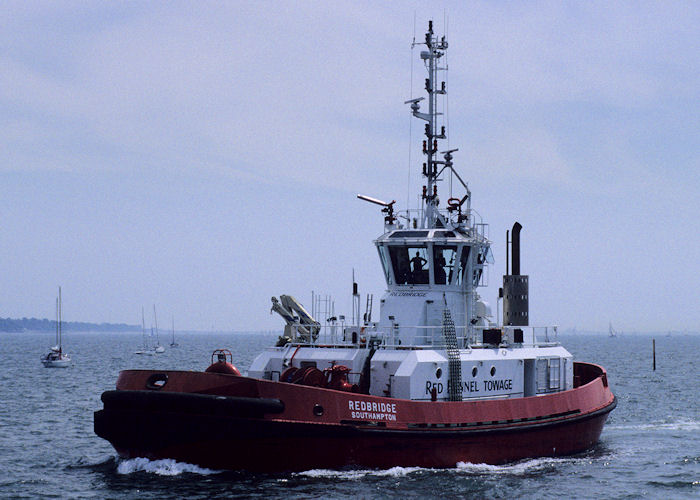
[0,317,139,333]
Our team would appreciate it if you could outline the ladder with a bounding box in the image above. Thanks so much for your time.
[364,294,373,324]
[443,307,463,402]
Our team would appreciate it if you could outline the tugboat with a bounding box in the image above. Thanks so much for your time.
[95,21,615,472]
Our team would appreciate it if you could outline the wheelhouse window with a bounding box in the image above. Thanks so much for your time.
[388,246,429,285]
[433,230,456,238]
[433,245,457,285]
[377,245,393,285]
[455,246,471,286]
[389,230,428,238]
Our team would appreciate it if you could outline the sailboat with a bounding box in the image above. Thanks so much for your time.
[153,305,165,353]
[609,322,619,337]
[134,307,155,356]
[41,287,71,368]
[169,317,179,348]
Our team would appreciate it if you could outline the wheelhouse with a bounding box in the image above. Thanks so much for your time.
[375,229,493,289]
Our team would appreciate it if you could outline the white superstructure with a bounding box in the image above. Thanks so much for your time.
[249,20,573,402]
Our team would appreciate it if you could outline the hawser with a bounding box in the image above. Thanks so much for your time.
[95,20,615,472]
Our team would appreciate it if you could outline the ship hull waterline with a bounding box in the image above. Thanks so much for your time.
[94,362,615,472]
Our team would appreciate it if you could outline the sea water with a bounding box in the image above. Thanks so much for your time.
[0,331,698,499]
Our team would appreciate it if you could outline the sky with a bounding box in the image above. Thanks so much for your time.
[1,1,698,332]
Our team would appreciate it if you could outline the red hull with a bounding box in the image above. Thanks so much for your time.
[94,362,615,472]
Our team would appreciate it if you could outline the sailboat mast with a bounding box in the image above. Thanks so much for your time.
[153,305,159,344]
[141,306,146,348]
[55,296,59,348]
[58,286,62,354]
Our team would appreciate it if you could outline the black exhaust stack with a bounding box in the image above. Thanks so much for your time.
[511,222,521,275]
[503,222,528,329]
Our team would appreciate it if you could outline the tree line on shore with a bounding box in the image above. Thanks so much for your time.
[0,317,138,333]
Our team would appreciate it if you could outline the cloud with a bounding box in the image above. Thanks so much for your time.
[448,1,698,108]
[466,127,573,185]
[0,1,698,330]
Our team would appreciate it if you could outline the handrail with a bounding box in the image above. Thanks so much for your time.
[393,207,485,231]
[281,322,560,350]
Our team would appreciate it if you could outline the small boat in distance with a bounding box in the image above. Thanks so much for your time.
[134,307,155,356]
[42,287,71,368]
[609,322,620,337]
[169,317,179,348]
[153,305,165,353]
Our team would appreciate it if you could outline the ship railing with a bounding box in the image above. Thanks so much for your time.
[283,323,558,349]
[284,323,464,348]
[393,207,484,232]
[392,324,559,349]
[374,324,471,348]
[283,322,368,346]
[475,325,560,347]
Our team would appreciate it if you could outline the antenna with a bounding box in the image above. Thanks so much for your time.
[404,97,424,105]
[357,195,396,225]
[357,194,392,207]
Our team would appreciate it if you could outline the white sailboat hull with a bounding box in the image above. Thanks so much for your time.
[42,354,71,368]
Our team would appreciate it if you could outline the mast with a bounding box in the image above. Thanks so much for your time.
[153,304,159,345]
[407,20,449,229]
[141,306,146,349]
[58,286,62,355]
[55,296,59,348]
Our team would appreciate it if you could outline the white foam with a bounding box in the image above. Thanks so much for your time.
[116,457,219,476]
[608,420,700,432]
[375,466,425,477]
[456,457,567,475]
[297,466,425,480]
[298,460,566,479]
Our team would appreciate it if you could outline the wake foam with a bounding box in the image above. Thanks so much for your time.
[297,458,568,480]
[608,420,700,432]
[297,466,425,479]
[116,457,219,476]
[115,453,609,479]
[456,457,566,475]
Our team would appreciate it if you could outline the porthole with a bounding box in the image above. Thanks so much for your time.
[471,367,478,377]
[313,404,324,416]
[490,366,496,377]
[436,368,443,379]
